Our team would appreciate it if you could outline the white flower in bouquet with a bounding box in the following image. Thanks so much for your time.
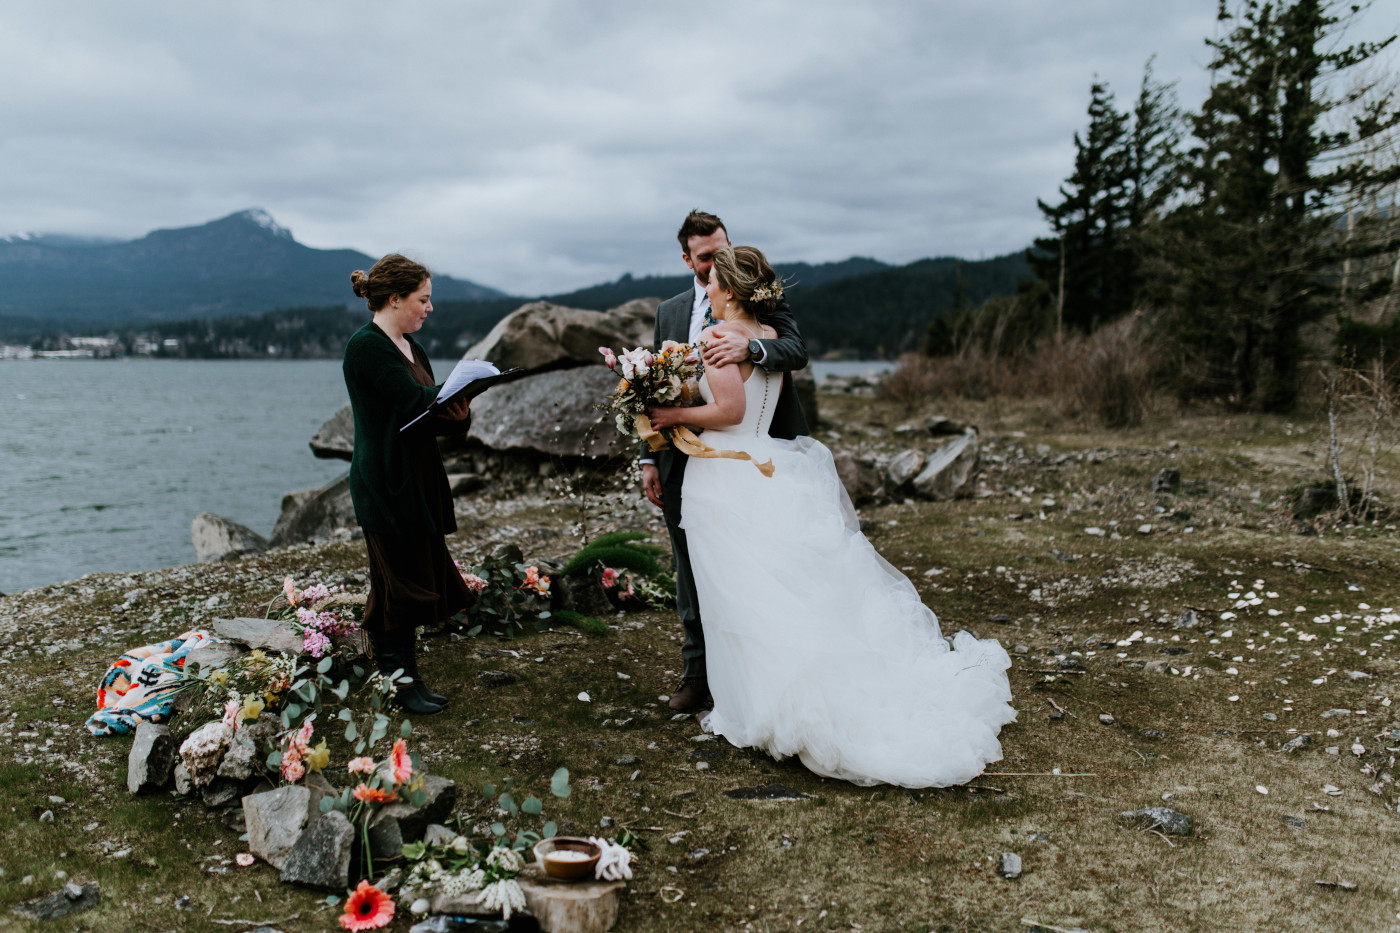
[480,878,527,919]
[486,845,524,873]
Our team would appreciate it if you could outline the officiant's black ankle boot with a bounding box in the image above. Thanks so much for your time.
[399,627,448,706]
[369,629,443,716]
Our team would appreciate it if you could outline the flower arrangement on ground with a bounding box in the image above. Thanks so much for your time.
[269,577,362,660]
[452,555,553,638]
[598,341,704,449]
[563,531,676,612]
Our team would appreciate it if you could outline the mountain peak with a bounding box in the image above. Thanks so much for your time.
[224,208,293,240]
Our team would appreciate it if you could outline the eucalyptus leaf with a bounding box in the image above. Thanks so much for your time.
[539,611,552,620]
[550,767,571,798]
[319,795,334,813]
[266,751,283,768]
[325,895,340,907]
[316,656,333,674]
[338,708,353,721]
[286,702,302,719]
[401,719,412,738]
[499,792,517,816]
[402,841,426,861]
[467,625,483,636]
[491,822,507,838]
[332,682,349,701]
[521,795,543,815]
[542,821,558,839]
[345,721,358,741]
[352,664,366,679]
[483,784,496,799]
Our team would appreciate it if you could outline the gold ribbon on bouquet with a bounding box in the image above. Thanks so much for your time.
[633,415,775,477]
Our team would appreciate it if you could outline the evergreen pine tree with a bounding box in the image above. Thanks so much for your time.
[1147,0,1398,410]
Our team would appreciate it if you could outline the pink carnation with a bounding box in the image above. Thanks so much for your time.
[303,630,331,658]
[348,756,376,775]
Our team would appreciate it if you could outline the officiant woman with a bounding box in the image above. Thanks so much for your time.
[343,253,473,715]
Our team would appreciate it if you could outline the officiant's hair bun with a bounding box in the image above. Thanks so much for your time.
[350,254,431,312]
[711,246,784,319]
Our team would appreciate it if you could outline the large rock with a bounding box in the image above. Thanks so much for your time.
[179,720,233,788]
[377,773,456,841]
[280,810,355,890]
[269,473,355,547]
[310,404,354,460]
[191,513,268,563]
[468,366,631,459]
[885,449,927,491]
[184,639,246,673]
[244,785,323,871]
[212,617,304,655]
[910,431,979,500]
[832,451,884,504]
[462,299,658,373]
[127,722,176,794]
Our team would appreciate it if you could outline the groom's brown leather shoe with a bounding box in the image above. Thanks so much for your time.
[668,677,711,712]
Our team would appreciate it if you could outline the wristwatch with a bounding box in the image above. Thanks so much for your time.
[747,338,763,361]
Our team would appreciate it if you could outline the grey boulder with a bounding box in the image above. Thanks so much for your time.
[280,810,355,890]
[244,785,324,871]
[467,366,630,459]
[211,617,304,655]
[910,431,979,500]
[191,513,268,563]
[269,473,355,547]
[309,403,355,460]
[462,299,657,373]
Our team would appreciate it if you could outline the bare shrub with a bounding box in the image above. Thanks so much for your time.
[875,353,942,408]
[1059,313,1155,428]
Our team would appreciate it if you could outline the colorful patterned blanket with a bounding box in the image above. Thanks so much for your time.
[85,629,220,736]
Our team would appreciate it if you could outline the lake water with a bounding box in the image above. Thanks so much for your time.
[0,358,892,593]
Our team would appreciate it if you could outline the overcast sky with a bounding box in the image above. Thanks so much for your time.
[2,1,1395,295]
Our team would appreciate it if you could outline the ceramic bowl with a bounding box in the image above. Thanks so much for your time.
[533,836,601,881]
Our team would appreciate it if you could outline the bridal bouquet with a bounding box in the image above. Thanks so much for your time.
[597,341,775,476]
[598,341,704,451]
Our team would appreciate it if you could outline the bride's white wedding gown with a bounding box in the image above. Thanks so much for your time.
[681,368,1016,787]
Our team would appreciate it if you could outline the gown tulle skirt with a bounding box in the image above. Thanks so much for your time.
[682,377,1015,787]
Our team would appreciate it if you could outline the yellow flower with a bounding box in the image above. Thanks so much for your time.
[263,690,280,706]
[209,670,229,686]
[305,739,330,773]
[249,649,266,664]
[239,696,265,722]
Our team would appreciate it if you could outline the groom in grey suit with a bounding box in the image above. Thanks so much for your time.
[641,210,810,712]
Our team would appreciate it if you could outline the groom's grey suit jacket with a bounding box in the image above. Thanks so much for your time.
[647,289,811,487]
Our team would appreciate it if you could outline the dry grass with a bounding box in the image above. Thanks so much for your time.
[880,313,1157,429]
[4,394,1400,932]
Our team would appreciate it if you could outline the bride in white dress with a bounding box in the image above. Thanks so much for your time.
[648,246,1016,788]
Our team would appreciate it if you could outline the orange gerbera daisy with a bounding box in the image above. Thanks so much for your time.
[352,783,397,805]
[339,879,394,930]
[390,738,412,786]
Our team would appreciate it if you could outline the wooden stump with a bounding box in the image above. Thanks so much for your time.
[518,867,624,933]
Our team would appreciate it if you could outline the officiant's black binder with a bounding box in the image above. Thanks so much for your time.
[398,367,528,433]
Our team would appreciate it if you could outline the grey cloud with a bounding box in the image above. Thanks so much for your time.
[1,1,1392,294]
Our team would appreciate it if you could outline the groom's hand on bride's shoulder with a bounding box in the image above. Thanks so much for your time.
[701,328,750,369]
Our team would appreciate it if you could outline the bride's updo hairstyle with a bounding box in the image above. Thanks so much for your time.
[350,253,431,313]
[710,246,784,320]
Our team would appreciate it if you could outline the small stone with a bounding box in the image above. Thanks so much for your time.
[988,614,1013,624]
[599,816,614,828]
[1262,713,1277,722]
[1098,713,1115,725]
[175,895,193,910]
[1281,735,1312,753]
[722,785,812,801]
[1320,708,1351,718]
[1027,833,1049,843]
[47,796,65,805]
[1137,524,1153,535]
[695,762,710,771]
[12,881,100,920]
[1281,816,1306,830]
[613,757,639,767]
[1152,468,1181,492]
[1013,645,1029,654]
[1139,729,1167,740]
[39,810,54,823]
[688,848,709,860]
[1144,660,1170,673]
[1085,527,1105,536]
[998,852,1022,879]
[479,670,519,687]
[411,897,430,915]
[1117,807,1193,836]
[1173,609,1198,630]
[670,713,690,722]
